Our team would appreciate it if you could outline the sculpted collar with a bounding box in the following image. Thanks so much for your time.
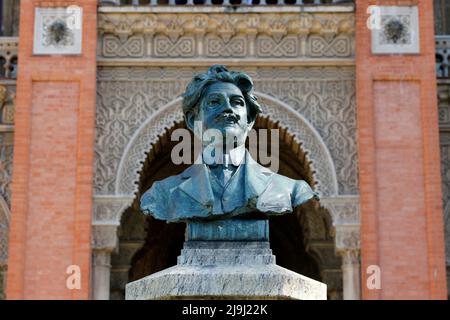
[179,150,274,208]
[201,144,246,167]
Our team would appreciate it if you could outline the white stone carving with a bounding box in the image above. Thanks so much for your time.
[334,225,360,251]
[0,196,10,265]
[319,195,361,269]
[94,66,357,196]
[371,6,420,55]
[438,81,450,294]
[320,196,360,254]
[320,195,360,225]
[33,7,82,55]
[93,195,135,225]
[114,95,338,197]
[0,133,14,208]
[97,12,354,59]
[257,94,338,196]
[115,98,184,195]
[92,224,120,252]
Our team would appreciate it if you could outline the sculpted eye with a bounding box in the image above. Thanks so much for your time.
[208,99,220,106]
[232,99,245,106]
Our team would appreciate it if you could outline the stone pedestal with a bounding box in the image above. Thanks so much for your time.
[125,241,327,300]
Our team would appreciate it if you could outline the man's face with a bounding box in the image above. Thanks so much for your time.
[196,81,251,148]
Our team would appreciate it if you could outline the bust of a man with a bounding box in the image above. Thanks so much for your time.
[141,65,319,223]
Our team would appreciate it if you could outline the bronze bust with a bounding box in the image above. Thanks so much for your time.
[141,65,319,223]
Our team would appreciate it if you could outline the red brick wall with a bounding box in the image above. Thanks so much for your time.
[6,0,97,299]
[357,0,447,299]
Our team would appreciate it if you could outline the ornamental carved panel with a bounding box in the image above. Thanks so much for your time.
[97,12,355,59]
[0,133,13,208]
[94,66,357,196]
[438,82,450,268]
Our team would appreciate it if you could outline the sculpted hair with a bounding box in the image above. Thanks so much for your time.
[182,65,262,125]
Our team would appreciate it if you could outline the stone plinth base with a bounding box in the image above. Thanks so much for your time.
[125,241,327,300]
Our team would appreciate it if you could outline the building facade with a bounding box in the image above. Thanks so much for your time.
[0,0,448,299]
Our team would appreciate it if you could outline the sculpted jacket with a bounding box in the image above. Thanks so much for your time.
[140,150,319,223]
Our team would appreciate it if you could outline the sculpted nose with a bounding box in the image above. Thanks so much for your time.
[221,99,233,113]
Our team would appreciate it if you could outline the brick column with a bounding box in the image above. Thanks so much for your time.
[356,0,447,299]
[6,0,97,299]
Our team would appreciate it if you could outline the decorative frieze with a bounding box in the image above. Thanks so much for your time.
[97,12,355,60]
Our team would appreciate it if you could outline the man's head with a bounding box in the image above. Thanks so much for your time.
[182,65,262,149]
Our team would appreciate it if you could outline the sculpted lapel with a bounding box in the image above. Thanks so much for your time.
[178,164,214,207]
[242,151,273,205]
[175,151,275,216]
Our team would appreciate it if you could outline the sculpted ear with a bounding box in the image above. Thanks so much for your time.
[246,105,257,130]
[247,118,255,131]
[185,111,196,132]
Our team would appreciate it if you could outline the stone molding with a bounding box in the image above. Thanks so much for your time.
[93,195,135,225]
[340,249,360,266]
[320,195,359,225]
[97,11,355,60]
[92,195,135,252]
[92,224,120,252]
[320,195,360,252]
